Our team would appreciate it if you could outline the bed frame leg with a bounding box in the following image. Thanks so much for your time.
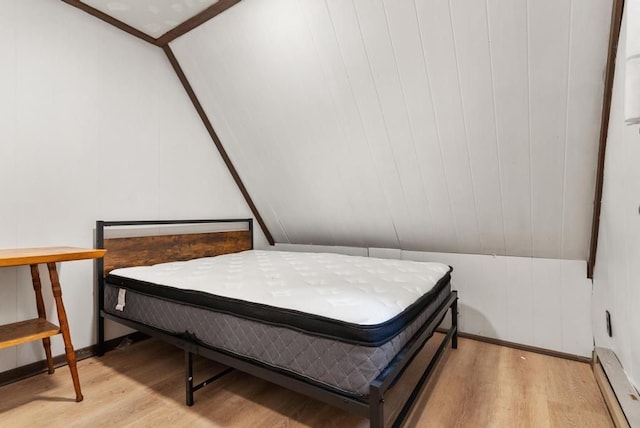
[186,351,194,406]
[452,295,458,349]
[97,315,105,357]
[369,387,384,428]
[96,222,106,357]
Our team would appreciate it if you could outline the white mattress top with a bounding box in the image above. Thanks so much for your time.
[109,250,450,325]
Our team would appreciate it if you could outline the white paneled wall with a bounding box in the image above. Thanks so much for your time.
[487,0,531,257]
[593,15,640,389]
[528,0,571,259]
[276,244,593,357]
[402,252,591,356]
[0,1,257,372]
[173,0,611,259]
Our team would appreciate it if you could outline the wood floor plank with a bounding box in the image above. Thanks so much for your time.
[0,338,612,427]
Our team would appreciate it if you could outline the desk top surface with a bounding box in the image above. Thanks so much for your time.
[0,247,106,267]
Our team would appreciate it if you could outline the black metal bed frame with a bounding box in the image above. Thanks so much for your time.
[95,219,458,428]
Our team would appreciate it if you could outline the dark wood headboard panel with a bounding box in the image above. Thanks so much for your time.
[96,219,253,275]
[94,219,253,355]
[103,230,251,274]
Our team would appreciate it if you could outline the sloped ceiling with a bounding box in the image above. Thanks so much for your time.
[70,0,613,260]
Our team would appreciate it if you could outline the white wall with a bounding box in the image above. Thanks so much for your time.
[275,244,593,357]
[0,1,261,372]
[593,13,640,389]
[174,0,611,260]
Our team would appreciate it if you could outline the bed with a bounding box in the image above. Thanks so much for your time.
[95,219,458,427]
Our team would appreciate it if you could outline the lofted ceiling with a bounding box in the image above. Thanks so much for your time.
[67,0,613,260]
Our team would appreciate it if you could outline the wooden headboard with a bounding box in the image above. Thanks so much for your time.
[96,219,253,275]
[94,219,253,354]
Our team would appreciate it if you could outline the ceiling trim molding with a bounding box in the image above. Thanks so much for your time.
[588,0,625,279]
[61,0,158,45]
[62,0,242,47]
[162,45,275,245]
[155,0,242,46]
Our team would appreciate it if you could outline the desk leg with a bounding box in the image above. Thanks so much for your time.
[47,262,83,402]
[30,264,55,374]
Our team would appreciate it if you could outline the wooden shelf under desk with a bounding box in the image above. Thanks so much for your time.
[0,246,106,401]
[0,318,60,350]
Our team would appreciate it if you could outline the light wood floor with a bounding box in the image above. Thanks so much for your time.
[0,337,612,427]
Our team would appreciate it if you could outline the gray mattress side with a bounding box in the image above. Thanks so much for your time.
[104,282,451,396]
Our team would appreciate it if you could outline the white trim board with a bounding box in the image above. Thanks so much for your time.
[274,244,593,357]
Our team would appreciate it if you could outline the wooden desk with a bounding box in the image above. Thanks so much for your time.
[0,247,106,402]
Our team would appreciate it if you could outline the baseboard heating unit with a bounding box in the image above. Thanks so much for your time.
[593,348,640,428]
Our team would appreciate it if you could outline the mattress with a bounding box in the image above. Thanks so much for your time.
[104,250,453,396]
